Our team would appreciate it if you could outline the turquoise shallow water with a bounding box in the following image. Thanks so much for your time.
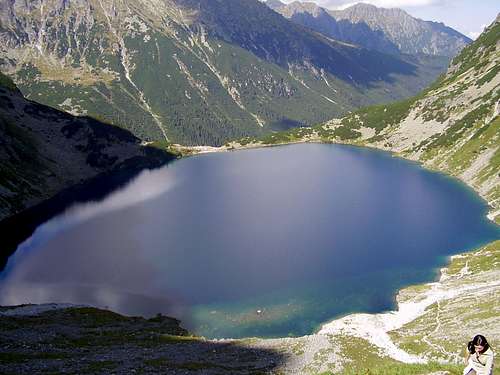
[0,144,498,338]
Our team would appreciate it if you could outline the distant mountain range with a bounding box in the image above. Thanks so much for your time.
[1,0,451,146]
[266,1,471,57]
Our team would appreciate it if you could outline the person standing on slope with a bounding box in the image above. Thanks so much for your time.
[463,334,494,375]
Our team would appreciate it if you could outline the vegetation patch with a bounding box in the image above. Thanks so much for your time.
[426,104,491,149]
[260,126,314,145]
[448,22,500,84]
[332,362,463,375]
[338,96,417,134]
[476,64,500,87]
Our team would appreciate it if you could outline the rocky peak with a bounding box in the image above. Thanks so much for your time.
[331,3,425,33]
[280,1,326,18]
[328,2,471,56]
[265,0,285,10]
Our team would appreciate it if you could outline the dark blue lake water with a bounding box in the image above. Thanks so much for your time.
[0,144,498,338]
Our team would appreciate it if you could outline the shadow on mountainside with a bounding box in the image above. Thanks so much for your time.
[0,306,289,374]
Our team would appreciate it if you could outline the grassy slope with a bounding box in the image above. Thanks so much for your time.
[307,241,499,374]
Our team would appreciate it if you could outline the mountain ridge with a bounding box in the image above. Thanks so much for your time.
[267,1,471,57]
[329,2,472,56]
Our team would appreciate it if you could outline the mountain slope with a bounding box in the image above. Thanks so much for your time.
[1,0,447,146]
[0,72,174,221]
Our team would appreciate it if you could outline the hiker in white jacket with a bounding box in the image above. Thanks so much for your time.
[463,334,494,375]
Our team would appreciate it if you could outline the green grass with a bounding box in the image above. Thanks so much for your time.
[308,336,464,375]
[476,64,500,87]
[260,126,314,145]
[291,341,306,356]
[447,241,499,275]
[331,362,463,375]
[331,126,361,140]
[437,109,499,175]
[475,117,500,184]
[426,103,492,149]
[449,21,500,84]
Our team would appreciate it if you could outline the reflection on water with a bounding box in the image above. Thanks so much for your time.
[0,144,498,338]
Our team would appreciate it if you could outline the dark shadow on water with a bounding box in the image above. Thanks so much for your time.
[0,306,289,374]
[0,155,175,272]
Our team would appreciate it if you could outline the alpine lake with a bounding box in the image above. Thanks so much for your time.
[1,143,498,338]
